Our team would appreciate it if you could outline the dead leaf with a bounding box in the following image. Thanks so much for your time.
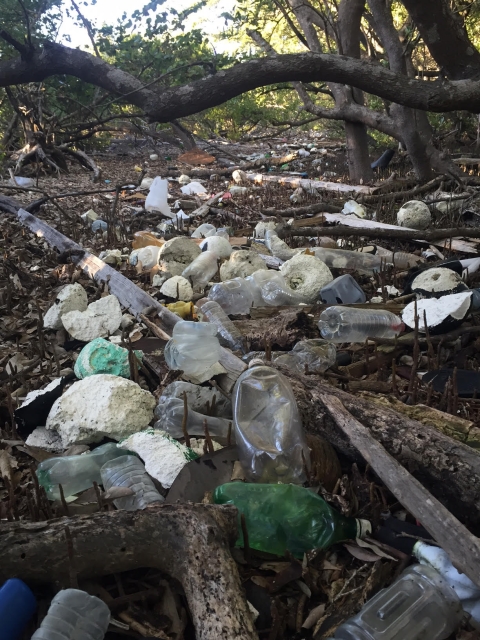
[0,450,18,480]
[103,486,135,501]
[302,603,326,629]
[356,538,397,561]
[344,543,383,562]
[178,148,215,165]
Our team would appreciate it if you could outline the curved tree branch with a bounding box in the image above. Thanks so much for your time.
[2,41,480,121]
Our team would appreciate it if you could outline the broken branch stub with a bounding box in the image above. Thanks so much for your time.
[0,504,258,640]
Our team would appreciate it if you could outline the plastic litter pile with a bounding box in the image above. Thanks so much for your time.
[3,143,480,640]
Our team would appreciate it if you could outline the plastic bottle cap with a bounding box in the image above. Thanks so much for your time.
[248,358,265,368]
[356,519,372,539]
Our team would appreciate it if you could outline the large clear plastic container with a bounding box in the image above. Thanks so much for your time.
[154,397,232,440]
[31,589,110,640]
[164,321,221,377]
[233,364,311,483]
[333,565,462,640]
[37,443,131,501]
[100,455,164,511]
[320,274,366,304]
[181,251,219,289]
[197,298,246,352]
[208,278,254,315]
[319,307,404,342]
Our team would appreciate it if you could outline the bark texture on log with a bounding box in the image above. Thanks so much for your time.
[321,394,480,586]
[0,504,258,640]
[234,309,317,351]
[281,368,480,531]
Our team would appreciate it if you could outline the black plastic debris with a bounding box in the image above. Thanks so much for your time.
[371,148,395,170]
[421,369,480,397]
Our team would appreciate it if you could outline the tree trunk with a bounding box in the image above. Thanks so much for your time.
[283,368,480,533]
[0,505,258,640]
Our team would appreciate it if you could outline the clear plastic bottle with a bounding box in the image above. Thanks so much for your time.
[332,565,462,640]
[181,251,219,289]
[213,482,371,557]
[197,298,246,353]
[154,397,232,440]
[246,270,306,306]
[191,223,216,239]
[31,589,110,640]
[100,455,164,511]
[319,307,404,342]
[164,321,221,377]
[320,274,366,304]
[274,339,337,373]
[208,278,254,315]
[232,364,311,484]
[372,246,424,270]
[37,443,131,501]
[312,247,383,275]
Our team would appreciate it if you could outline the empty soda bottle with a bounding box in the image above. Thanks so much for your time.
[100,455,164,511]
[213,483,371,557]
[31,589,110,640]
[182,251,219,289]
[319,307,404,342]
[37,443,131,501]
[233,364,310,483]
[208,278,254,315]
[154,397,232,441]
[0,579,36,640]
[197,298,246,353]
[320,274,366,304]
[274,339,337,373]
[331,564,462,640]
[164,321,221,377]
[129,245,161,270]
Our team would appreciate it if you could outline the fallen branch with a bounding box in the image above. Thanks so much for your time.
[282,369,480,530]
[0,504,258,640]
[247,173,373,195]
[282,224,480,242]
[320,394,480,585]
[262,202,342,217]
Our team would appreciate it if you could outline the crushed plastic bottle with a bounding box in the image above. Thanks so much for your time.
[319,307,404,342]
[0,578,36,640]
[129,245,162,270]
[232,365,310,483]
[331,564,462,640]
[247,270,307,306]
[131,231,164,249]
[154,397,232,440]
[320,274,366,304]
[208,278,254,315]
[145,177,173,217]
[213,483,371,557]
[100,455,164,510]
[164,321,221,377]
[31,589,110,640]
[369,246,424,270]
[37,443,131,501]
[312,247,383,275]
[197,298,246,353]
[191,223,216,238]
[181,251,218,289]
[274,339,337,373]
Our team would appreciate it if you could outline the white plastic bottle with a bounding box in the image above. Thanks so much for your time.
[100,455,164,510]
[208,278,254,315]
[182,251,219,289]
[31,589,110,640]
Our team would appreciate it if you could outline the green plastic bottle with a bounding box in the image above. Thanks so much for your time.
[213,483,371,558]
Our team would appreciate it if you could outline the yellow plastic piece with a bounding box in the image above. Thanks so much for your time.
[166,301,194,319]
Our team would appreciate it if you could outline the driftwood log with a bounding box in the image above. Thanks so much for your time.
[283,368,480,532]
[321,394,480,585]
[0,504,258,640]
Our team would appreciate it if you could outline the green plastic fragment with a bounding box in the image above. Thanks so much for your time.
[74,338,143,379]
